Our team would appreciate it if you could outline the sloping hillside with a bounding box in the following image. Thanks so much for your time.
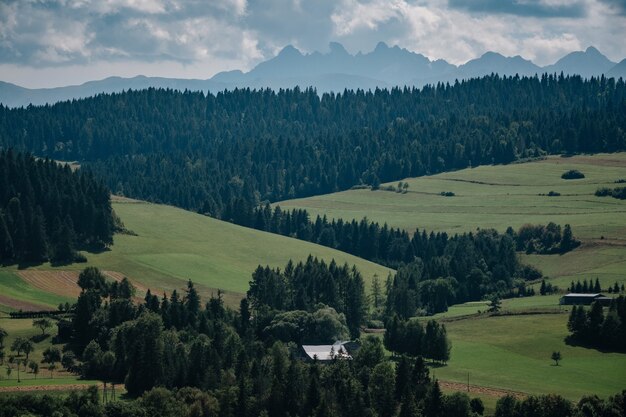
[0,200,393,309]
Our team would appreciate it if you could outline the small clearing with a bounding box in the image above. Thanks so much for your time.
[17,270,147,299]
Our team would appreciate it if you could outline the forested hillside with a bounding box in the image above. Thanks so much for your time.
[0,150,114,264]
[0,75,624,217]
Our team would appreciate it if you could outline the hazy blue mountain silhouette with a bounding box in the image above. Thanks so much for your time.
[543,47,616,78]
[607,59,626,80]
[1,43,623,107]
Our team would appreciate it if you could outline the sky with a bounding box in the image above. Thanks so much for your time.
[1,0,625,88]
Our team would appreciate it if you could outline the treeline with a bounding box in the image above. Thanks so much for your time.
[514,223,579,254]
[566,279,624,294]
[2,386,625,417]
[1,75,624,216]
[229,202,578,270]
[595,186,626,199]
[49,267,486,417]
[0,150,114,264]
[493,391,626,417]
[567,296,626,351]
[247,256,366,338]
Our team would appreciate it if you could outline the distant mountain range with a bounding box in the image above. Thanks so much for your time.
[1,43,625,107]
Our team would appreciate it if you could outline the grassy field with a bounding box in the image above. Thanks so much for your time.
[277,153,626,290]
[0,201,393,310]
[277,153,626,401]
[434,313,626,401]
[276,154,626,239]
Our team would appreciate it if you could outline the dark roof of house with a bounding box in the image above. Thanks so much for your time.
[562,293,606,298]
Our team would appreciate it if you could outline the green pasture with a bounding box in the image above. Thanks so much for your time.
[276,153,626,240]
[434,313,626,401]
[276,152,626,294]
[0,201,393,309]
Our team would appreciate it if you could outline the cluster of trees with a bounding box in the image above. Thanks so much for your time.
[384,229,523,316]
[1,75,624,218]
[247,256,366,338]
[30,266,486,417]
[228,203,413,268]
[383,316,450,363]
[595,186,626,199]
[0,150,115,264]
[561,169,585,179]
[494,391,626,417]
[539,280,558,296]
[566,279,624,294]
[0,354,491,417]
[2,384,625,417]
[567,279,602,293]
[513,223,579,254]
[567,296,626,351]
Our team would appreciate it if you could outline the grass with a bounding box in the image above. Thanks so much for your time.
[434,313,626,401]
[277,153,626,240]
[0,201,393,309]
[0,317,83,387]
[277,153,626,290]
[277,153,626,401]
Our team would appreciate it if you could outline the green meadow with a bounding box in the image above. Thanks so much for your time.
[278,153,626,400]
[277,153,626,290]
[435,313,626,401]
[0,201,393,309]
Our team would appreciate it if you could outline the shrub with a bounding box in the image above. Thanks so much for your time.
[561,169,585,179]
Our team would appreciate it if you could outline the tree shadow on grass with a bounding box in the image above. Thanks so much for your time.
[30,334,50,343]
[564,335,625,354]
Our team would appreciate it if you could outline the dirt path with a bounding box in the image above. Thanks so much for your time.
[0,382,103,393]
[439,380,526,399]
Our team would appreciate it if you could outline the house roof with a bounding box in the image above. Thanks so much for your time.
[301,341,352,361]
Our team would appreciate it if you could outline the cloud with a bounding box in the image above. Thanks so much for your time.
[0,0,624,87]
[447,0,587,18]
[0,0,260,66]
[597,0,626,15]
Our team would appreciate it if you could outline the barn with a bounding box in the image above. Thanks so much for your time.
[559,293,612,306]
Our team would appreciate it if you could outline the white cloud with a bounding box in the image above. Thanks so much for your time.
[0,0,624,87]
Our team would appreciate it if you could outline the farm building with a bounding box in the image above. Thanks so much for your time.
[559,293,612,306]
[301,341,360,362]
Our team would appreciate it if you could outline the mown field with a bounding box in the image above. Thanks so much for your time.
[436,310,626,401]
[0,200,393,311]
[279,153,626,400]
[278,153,626,290]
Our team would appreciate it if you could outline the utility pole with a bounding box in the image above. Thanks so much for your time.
[467,372,470,392]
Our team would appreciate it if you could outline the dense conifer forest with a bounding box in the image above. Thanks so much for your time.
[0,150,114,264]
[0,75,624,217]
[0,266,624,417]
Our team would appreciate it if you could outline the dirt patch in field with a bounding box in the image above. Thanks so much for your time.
[439,380,526,399]
[0,294,49,312]
[17,270,148,301]
[17,270,82,299]
[0,382,103,393]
